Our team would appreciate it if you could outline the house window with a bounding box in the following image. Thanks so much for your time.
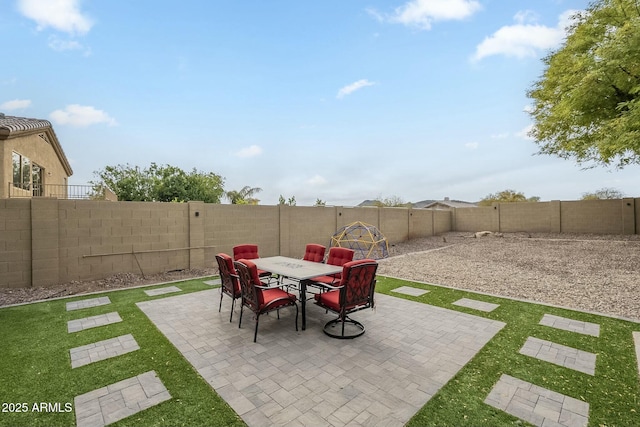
[12,151,31,190]
[32,163,43,196]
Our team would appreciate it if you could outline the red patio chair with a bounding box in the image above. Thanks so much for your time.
[314,259,378,339]
[309,247,354,286]
[215,253,241,322]
[233,244,272,279]
[303,243,326,263]
[234,259,299,342]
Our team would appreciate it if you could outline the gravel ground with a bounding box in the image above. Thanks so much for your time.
[381,232,640,323]
[2,232,639,323]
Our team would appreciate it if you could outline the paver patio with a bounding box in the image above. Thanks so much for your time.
[137,289,505,426]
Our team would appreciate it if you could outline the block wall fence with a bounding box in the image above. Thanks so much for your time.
[0,197,637,288]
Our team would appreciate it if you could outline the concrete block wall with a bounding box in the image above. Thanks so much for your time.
[433,210,452,234]
[499,201,558,233]
[2,197,638,288]
[560,199,627,234]
[454,206,495,232]
[203,204,280,265]
[57,200,190,284]
[452,198,639,235]
[0,199,32,288]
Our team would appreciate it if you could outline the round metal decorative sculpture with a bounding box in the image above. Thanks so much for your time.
[329,221,389,260]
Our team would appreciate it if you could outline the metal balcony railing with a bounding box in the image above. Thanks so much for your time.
[7,183,117,200]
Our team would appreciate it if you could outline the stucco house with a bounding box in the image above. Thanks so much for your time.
[0,113,73,199]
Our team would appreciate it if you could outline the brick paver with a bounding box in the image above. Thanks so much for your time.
[137,289,505,427]
[67,312,122,333]
[66,297,111,311]
[452,298,499,312]
[391,286,430,297]
[540,314,600,337]
[74,371,171,427]
[144,286,182,297]
[70,334,140,368]
[485,374,589,427]
[519,337,596,375]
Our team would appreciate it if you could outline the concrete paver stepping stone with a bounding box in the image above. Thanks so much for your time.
[144,286,182,297]
[452,298,499,312]
[67,312,122,333]
[485,374,589,427]
[70,334,140,368]
[391,286,430,297]
[74,371,171,427]
[203,279,221,286]
[519,337,596,375]
[66,297,111,311]
[540,314,600,337]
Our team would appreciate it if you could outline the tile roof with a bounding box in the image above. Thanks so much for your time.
[0,113,53,135]
[0,113,73,176]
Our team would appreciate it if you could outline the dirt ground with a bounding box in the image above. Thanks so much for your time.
[2,232,639,323]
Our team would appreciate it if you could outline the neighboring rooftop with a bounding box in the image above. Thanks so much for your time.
[359,197,477,209]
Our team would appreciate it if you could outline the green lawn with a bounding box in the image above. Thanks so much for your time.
[0,276,638,427]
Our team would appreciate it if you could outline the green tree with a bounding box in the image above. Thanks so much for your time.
[278,195,296,206]
[581,187,625,199]
[372,195,411,207]
[528,0,640,168]
[91,163,224,203]
[314,198,326,207]
[225,186,262,205]
[478,189,540,206]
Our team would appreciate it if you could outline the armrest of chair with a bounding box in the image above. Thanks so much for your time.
[311,282,343,291]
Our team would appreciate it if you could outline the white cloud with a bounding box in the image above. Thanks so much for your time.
[307,175,327,185]
[465,142,479,149]
[18,0,93,35]
[337,79,376,99]
[471,9,580,62]
[516,124,534,140]
[370,0,481,30]
[49,105,117,127]
[1,99,32,110]
[235,145,263,158]
[490,132,509,139]
[48,35,91,55]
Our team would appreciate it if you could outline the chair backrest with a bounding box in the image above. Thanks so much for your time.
[303,244,326,263]
[326,247,355,267]
[339,259,378,310]
[234,259,263,310]
[215,253,240,296]
[233,244,260,261]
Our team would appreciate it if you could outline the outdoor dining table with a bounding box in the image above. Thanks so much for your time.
[252,256,343,330]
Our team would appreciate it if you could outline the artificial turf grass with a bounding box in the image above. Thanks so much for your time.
[2,276,638,427]
[0,279,245,427]
[376,276,640,427]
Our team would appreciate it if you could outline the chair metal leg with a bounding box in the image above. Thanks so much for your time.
[219,291,223,312]
[229,298,235,322]
[322,315,365,339]
[254,315,260,342]
[239,304,244,328]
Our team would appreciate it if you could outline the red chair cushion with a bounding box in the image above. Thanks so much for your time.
[326,247,354,266]
[260,288,297,309]
[303,244,326,263]
[314,289,340,311]
[217,253,241,296]
[233,244,260,261]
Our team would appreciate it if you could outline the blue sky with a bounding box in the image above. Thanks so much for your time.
[2,0,639,205]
